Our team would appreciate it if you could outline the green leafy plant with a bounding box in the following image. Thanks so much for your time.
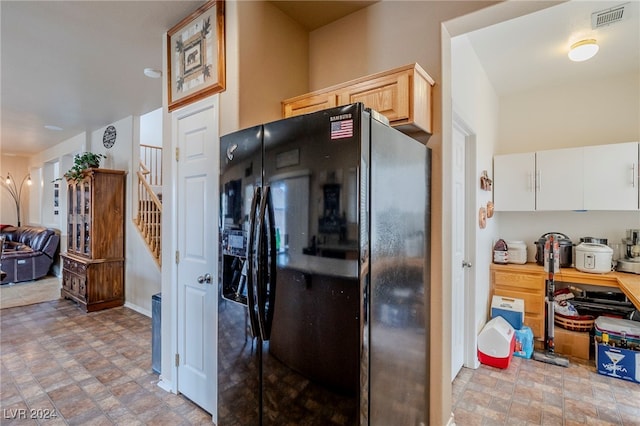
[55,152,106,183]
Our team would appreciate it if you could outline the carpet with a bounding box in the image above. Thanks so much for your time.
[0,275,61,309]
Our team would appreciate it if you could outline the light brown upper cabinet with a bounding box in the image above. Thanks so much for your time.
[283,63,435,142]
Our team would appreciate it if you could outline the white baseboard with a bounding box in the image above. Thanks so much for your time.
[157,378,173,393]
[447,412,456,426]
[124,301,151,317]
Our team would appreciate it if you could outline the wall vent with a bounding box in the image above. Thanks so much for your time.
[592,3,628,29]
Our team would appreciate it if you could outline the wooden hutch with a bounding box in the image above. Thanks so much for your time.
[60,168,126,312]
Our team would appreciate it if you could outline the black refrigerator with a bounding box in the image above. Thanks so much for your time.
[218,103,430,425]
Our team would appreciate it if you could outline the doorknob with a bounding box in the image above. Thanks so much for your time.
[197,273,213,284]
[462,260,472,268]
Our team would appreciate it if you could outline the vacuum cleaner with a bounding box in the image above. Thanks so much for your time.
[532,234,570,368]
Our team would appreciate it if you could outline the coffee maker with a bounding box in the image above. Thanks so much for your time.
[616,229,640,274]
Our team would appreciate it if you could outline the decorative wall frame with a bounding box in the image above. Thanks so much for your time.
[167,0,225,112]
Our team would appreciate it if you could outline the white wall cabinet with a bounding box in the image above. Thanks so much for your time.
[583,142,639,210]
[494,142,639,212]
[493,152,535,211]
[536,147,583,211]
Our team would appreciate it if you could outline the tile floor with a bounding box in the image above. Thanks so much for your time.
[1,298,212,425]
[1,283,639,425]
[452,354,640,425]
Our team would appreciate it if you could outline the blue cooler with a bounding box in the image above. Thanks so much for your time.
[491,295,524,330]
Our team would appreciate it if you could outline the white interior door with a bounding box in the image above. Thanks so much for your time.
[451,124,467,381]
[176,100,218,414]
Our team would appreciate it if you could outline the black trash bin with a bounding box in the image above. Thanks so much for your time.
[152,293,161,374]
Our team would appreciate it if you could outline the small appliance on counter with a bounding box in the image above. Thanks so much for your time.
[575,243,613,274]
[505,241,527,264]
[617,228,640,274]
[534,232,573,268]
[580,236,608,245]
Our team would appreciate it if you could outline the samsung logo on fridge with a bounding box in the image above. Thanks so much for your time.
[330,113,354,140]
[330,113,352,121]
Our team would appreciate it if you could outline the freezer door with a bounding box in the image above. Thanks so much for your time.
[260,104,363,425]
[368,118,430,425]
[218,125,263,425]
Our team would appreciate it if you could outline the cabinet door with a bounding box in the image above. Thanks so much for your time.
[536,147,583,211]
[283,93,338,118]
[493,152,536,211]
[337,71,410,123]
[583,142,639,210]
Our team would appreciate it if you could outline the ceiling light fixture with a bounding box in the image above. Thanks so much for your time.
[144,68,162,78]
[568,39,599,62]
[44,125,63,131]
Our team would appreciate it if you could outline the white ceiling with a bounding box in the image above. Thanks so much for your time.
[1,1,637,157]
[0,0,206,156]
[464,0,639,96]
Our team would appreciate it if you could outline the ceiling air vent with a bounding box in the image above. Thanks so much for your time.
[592,3,628,29]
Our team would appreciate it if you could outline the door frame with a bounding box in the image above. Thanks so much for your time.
[452,110,479,371]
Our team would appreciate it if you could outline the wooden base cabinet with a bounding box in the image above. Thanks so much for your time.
[61,254,124,313]
[490,264,545,340]
[61,168,126,312]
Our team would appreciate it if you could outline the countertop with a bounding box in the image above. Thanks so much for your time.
[277,253,358,279]
[490,262,640,309]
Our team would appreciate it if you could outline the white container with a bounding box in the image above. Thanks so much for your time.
[477,316,515,368]
[506,240,527,264]
[575,243,613,273]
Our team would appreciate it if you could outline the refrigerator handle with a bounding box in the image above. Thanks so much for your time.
[246,186,262,340]
[256,184,277,341]
[264,185,277,340]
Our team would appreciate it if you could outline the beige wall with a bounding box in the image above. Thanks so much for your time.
[309,1,498,92]
[235,1,308,130]
[0,154,31,225]
[497,71,639,154]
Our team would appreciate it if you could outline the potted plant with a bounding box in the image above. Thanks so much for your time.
[55,152,106,183]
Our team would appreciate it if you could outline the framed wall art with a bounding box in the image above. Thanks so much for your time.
[167,0,226,112]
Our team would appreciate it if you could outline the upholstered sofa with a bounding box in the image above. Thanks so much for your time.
[1,225,60,284]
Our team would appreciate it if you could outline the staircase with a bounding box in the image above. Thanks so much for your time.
[135,145,162,267]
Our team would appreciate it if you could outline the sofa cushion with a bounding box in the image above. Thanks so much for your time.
[1,226,20,242]
[17,227,55,252]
